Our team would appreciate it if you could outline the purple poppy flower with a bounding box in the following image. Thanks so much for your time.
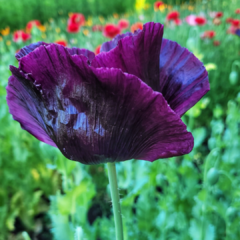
[6,22,209,165]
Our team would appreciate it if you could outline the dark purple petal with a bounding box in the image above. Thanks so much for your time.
[159,39,210,116]
[7,43,193,164]
[100,32,137,52]
[6,67,57,147]
[16,42,50,60]
[66,47,95,63]
[92,22,164,91]
[16,41,95,63]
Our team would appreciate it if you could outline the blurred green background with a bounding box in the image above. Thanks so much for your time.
[0,0,240,240]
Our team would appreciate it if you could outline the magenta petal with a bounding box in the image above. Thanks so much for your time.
[92,22,164,91]
[7,43,193,164]
[159,39,210,116]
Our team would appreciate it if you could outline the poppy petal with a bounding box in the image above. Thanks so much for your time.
[16,41,95,63]
[100,32,136,52]
[6,67,57,147]
[159,39,209,116]
[7,43,193,164]
[92,22,164,91]
[16,42,49,60]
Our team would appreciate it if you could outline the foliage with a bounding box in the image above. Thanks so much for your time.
[0,0,134,30]
[0,0,240,239]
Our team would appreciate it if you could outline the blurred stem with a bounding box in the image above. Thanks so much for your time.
[107,162,124,240]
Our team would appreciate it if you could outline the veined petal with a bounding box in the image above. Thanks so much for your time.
[7,43,193,164]
[7,68,57,147]
[100,32,136,52]
[92,22,164,91]
[97,25,209,117]
[159,39,210,116]
[16,41,95,63]
[16,42,50,60]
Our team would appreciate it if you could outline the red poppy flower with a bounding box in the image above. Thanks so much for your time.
[226,18,234,23]
[69,13,85,26]
[103,24,121,38]
[92,25,103,32]
[231,19,240,27]
[55,40,67,47]
[95,45,101,55]
[118,19,129,30]
[154,1,164,9]
[26,20,41,33]
[195,16,207,25]
[167,11,180,21]
[67,22,80,33]
[174,19,181,25]
[215,12,223,18]
[13,30,31,42]
[67,13,85,33]
[236,9,240,14]
[213,40,220,46]
[202,30,215,39]
[130,22,143,32]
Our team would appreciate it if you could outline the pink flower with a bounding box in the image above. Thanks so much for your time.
[186,15,197,26]
[118,19,129,30]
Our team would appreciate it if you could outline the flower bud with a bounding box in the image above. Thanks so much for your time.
[226,207,237,221]
[229,71,238,85]
[207,168,219,185]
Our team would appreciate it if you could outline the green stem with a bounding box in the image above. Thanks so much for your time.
[107,162,124,240]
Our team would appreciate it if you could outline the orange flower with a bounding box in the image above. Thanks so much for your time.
[95,45,101,55]
[213,18,221,25]
[55,40,67,47]
[1,27,10,36]
[130,22,143,33]
[154,1,164,10]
